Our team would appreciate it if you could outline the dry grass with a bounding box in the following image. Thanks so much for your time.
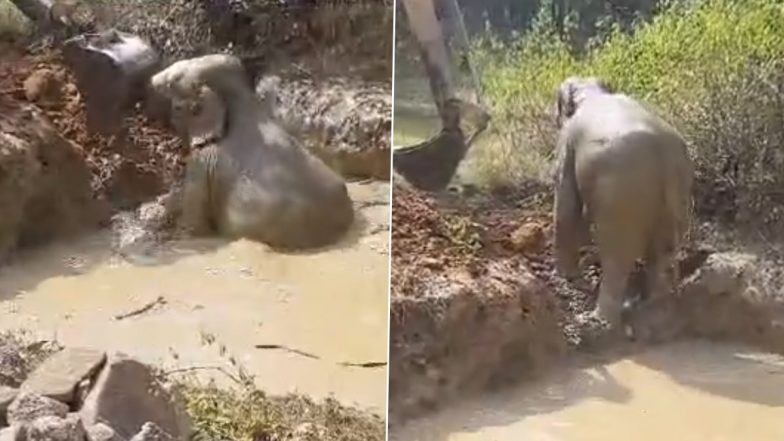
[181,384,385,441]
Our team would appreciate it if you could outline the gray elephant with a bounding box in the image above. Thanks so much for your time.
[149,54,354,249]
[552,76,694,327]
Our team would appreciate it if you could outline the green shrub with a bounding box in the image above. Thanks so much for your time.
[0,0,30,38]
[471,0,784,227]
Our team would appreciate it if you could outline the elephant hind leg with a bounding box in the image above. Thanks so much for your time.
[594,250,637,327]
[592,210,648,327]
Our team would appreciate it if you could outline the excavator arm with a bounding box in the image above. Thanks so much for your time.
[394,0,490,192]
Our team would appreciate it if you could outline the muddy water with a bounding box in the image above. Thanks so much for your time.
[393,108,440,148]
[0,182,390,413]
[393,341,784,441]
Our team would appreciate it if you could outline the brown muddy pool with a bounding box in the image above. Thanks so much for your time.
[0,182,390,413]
[392,340,784,441]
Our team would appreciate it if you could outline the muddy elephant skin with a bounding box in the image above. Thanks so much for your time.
[150,54,354,249]
[552,76,694,326]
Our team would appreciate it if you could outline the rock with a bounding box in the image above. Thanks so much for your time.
[21,347,106,406]
[0,105,102,261]
[7,392,68,425]
[26,413,86,441]
[0,425,25,441]
[509,222,546,254]
[80,354,191,440]
[0,386,19,424]
[259,77,391,180]
[129,422,173,441]
[0,344,27,388]
[684,252,756,296]
[86,423,123,441]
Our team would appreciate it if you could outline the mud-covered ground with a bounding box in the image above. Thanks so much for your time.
[389,180,784,424]
[0,49,186,213]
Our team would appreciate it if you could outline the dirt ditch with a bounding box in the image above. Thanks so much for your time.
[388,180,784,427]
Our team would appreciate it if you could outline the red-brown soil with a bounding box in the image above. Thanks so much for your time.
[0,50,187,212]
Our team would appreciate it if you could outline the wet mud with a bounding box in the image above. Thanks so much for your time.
[392,341,784,441]
[0,40,393,414]
[0,181,390,413]
[389,182,784,432]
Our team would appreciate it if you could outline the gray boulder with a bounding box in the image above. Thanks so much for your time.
[7,392,68,425]
[21,347,106,406]
[80,354,191,440]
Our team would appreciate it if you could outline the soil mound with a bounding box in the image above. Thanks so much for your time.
[388,180,784,424]
[0,51,186,212]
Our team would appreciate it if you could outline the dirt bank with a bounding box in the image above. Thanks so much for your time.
[1,50,186,210]
[389,181,784,424]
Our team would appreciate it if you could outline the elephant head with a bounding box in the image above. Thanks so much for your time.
[149,54,255,147]
[555,76,614,128]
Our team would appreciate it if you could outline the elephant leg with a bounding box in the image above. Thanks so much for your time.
[591,207,646,327]
[178,154,213,237]
[553,140,587,280]
[593,250,635,327]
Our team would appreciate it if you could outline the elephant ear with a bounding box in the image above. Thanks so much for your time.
[186,84,227,146]
[555,77,614,128]
[555,78,579,128]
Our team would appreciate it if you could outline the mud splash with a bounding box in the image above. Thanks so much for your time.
[393,340,784,441]
[0,182,390,413]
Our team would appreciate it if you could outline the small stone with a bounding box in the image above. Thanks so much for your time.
[80,354,191,440]
[22,347,106,405]
[129,422,172,441]
[23,69,64,104]
[26,413,86,441]
[86,423,123,441]
[509,222,546,254]
[7,392,68,425]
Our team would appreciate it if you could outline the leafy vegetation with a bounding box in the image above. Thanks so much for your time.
[468,0,784,229]
[181,384,384,441]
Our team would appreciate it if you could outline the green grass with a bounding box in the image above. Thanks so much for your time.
[181,383,384,441]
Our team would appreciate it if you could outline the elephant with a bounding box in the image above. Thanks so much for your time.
[149,54,355,249]
[552,76,694,327]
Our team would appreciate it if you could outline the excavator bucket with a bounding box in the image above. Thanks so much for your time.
[393,97,489,192]
[394,0,490,192]
[61,29,162,136]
